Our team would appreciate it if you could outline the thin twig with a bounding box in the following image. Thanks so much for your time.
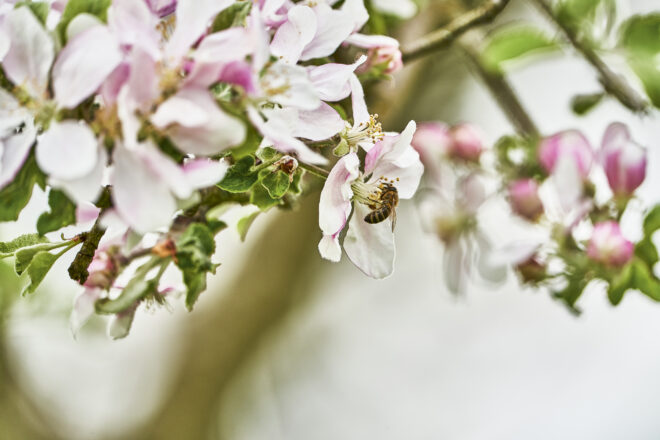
[459,30,540,138]
[298,161,329,179]
[402,0,510,63]
[529,0,648,113]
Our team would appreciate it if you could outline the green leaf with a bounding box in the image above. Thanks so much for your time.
[37,189,76,235]
[620,14,660,107]
[607,262,634,305]
[250,183,281,211]
[14,242,68,275]
[57,0,111,43]
[96,258,161,314]
[256,146,279,162]
[0,154,46,222]
[15,1,50,25]
[552,275,588,313]
[175,223,218,310]
[643,205,660,236]
[237,211,260,242]
[632,259,660,301]
[227,123,261,159]
[0,234,49,257]
[211,1,252,32]
[571,92,605,115]
[482,26,559,72]
[217,156,259,193]
[635,237,658,267]
[556,0,616,33]
[261,170,290,199]
[290,169,305,195]
[21,251,59,295]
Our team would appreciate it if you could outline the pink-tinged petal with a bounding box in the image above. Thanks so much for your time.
[3,7,54,97]
[183,158,229,188]
[344,33,399,49]
[76,203,101,224]
[154,88,246,155]
[552,152,583,212]
[65,13,103,40]
[587,221,634,267]
[36,121,98,180]
[100,63,130,106]
[294,103,344,141]
[247,106,328,164]
[300,3,353,61]
[166,0,234,61]
[125,48,159,111]
[260,0,287,26]
[349,74,369,126]
[195,27,252,64]
[111,145,177,233]
[145,0,177,18]
[343,202,395,279]
[319,152,359,239]
[602,121,630,151]
[50,145,107,204]
[308,55,367,101]
[247,4,270,72]
[107,305,138,340]
[0,115,36,189]
[318,234,342,262]
[270,5,317,64]
[137,141,191,198]
[218,61,256,94]
[601,122,646,196]
[0,23,9,61]
[410,122,451,182]
[53,25,122,109]
[538,130,593,177]
[261,62,320,110]
[70,287,104,336]
[341,0,369,32]
[109,0,160,60]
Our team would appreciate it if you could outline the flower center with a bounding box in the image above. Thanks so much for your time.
[351,177,398,208]
[343,114,384,150]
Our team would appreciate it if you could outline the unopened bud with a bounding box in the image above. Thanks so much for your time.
[538,130,593,178]
[587,221,633,267]
[508,178,543,221]
[601,122,647,197]
[515,256,546,284]
[449,123,484,163]
[84,248,119,290]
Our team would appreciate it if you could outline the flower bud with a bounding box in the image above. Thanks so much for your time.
[587,221,633,267]
[369,45,403,74]
[515,256,546,284]
[538,130,593,178]
[84,248,119,290]
[508,178,543,221]
[411,122,452,156]
[145,0,177,18]
[449,123,484,162]
[601,122,646,197]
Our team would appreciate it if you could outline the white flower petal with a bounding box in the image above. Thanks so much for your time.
[300,3,353,61]
[53,25,122,109]
[318,234,342,262]
[319,153,359,237]
[344,202,395,279]
[183,158,229,189]
[50,145,107,204]
[308,56,367,102]
[37,121,98,180]
[293,103,344,141]
[3,7,54,97]
[70,287,104,337]
[270,5,317,64]
[0,116,36,189]
[344,33,399,49]
[262,62,320,110]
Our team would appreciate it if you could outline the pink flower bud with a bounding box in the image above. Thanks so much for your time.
[449,123,484,162]
[601,122,647,197]
[84,249,119,290]
[538,130,593,178]
[370,45,403,74]
[145,0,177,18]
[508,178,543,221]
[587,221,633,267]
[411,122,452,156]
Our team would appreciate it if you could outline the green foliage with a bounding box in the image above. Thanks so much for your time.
[256,147,279,162]
[0,154,46,222]
[250,183,280,211]
[607,261,633,305]
[37,189,76,235]
[290,169,305,195]
[553,275,588,314]
[96,257,162,314]
[261,170,291,199]
[57,0,111,43]
[482,25,559,73]
[0,234,49,257]
[571,92,604,115]
[217,156,260,192]
[631,259,660,301]
[555,0,616,35]
[228,124,262,159]
[175,223,218,310]
[237,211,260,242]
[21,251,59,295]
[15,1,50,25]
[620,14,660,108]
[643,205,660,236]
[211,1,252,32]
[14,242,68,275]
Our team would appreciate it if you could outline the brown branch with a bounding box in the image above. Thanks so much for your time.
[402,0,511,63]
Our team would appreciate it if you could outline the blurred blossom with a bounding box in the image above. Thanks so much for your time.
[448,123,484,163]
[539,130,593,178]
[145,0,177,17]
[508,178,543,221]
[587,221,634,267]
[600,122,646,197]
[354,41,403,75]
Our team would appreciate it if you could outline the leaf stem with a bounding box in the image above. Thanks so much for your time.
[298,161,330,179]
[401,0,511,63]
[529,0,648,113]
[458,30,540,138]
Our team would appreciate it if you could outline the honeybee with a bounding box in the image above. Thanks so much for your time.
[364,182,399,231]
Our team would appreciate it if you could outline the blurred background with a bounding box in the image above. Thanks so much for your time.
[3,0,660,439]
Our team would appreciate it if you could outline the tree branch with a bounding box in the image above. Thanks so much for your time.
[529,0,649,113]
[402,0,510,63]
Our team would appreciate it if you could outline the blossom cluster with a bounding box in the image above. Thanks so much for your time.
[0,0,420,337]
[412,119,658,311]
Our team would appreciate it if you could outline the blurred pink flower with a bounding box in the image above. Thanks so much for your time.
[508,178,543,221]
[448,123,484,162]
[600,122,646,197]
[587,221,633,267]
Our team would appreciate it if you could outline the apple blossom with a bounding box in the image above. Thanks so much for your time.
[449,123,484,162]
[587,221,634,267]
[508,178,544,221]
[600,122,647,197]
